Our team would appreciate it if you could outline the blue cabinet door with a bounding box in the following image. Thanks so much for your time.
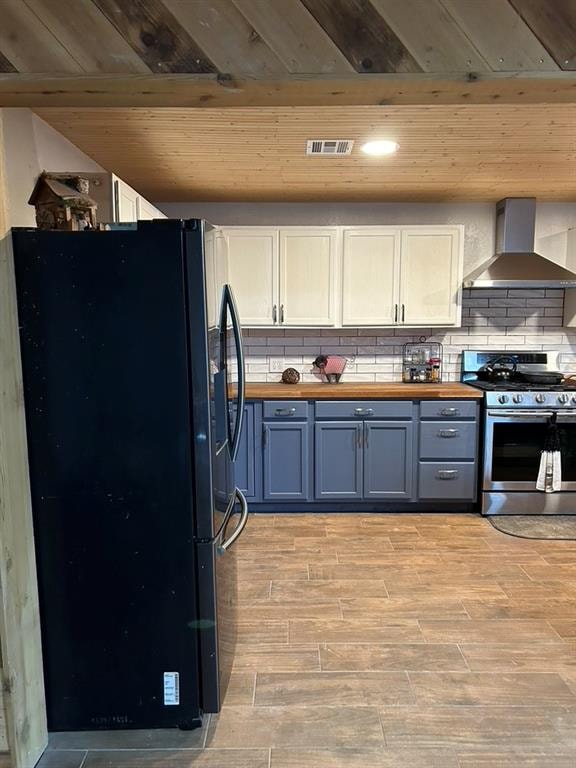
[314,421,363,499]
[234,403,258,500]
[364,421,414,499]
[263,422,309,500]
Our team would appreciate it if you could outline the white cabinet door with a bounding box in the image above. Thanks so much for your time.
[225,229,278,326]
[204,229,217,329]
[399,228,463,326]
[114,177,138,222]
[136,197,167,220]
[279,229,337,326]
[342,229,400,326]
[214,229,229,321]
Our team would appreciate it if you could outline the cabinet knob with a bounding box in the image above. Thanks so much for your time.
[272,304,277,324]
[353,407,374,416]
[440,408,460,416]
[280,304,285,324]
[438,429,459,438]
[436,469,459,480]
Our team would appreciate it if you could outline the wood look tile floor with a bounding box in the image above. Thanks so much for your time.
[43,513,576,767]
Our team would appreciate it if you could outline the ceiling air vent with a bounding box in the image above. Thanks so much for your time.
[306,139,354,156]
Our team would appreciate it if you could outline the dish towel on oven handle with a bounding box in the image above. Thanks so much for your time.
[536,412,562,493]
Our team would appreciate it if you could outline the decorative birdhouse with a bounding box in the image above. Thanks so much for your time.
[28,172,98,231]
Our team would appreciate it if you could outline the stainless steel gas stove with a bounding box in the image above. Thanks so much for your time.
[463,351,576,516]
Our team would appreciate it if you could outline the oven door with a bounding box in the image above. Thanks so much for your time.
[484,410,576,491]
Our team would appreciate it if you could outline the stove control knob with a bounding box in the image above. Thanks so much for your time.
[535,394,547,404]
[572,395,576,405]
[512,394,524,404]
[498,394,509,404]
[558,394,570,404]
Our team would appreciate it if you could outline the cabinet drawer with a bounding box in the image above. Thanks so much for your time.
[420,421,477,459]
[263,400,308,419]
[419,462,476,500]
[315,401,413,419]
[420,400,477,420]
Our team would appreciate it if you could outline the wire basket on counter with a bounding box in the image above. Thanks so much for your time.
[402,341,442,383]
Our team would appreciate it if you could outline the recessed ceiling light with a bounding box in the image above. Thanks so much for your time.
[361,140,399,156]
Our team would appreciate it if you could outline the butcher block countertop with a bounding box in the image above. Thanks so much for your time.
[244,382,482,400]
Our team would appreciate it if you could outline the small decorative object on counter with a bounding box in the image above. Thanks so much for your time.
[28,171,98,231]
[402,339,442,383]
[281,367,300,384]
[313,354,347,384]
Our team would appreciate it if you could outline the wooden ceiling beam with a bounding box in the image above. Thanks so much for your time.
[0,72,575,107]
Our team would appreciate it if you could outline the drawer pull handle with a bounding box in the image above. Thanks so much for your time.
[275,407,296,416]
[438,429,460,438]
[353,407,374,416]
[437,469,459,480]
[440,408,460,416]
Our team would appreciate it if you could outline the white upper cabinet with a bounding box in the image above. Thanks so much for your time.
[204,228,230,328]
[399,228,463,326]
[204,229,217,329]
[342,229,400,326]
[225,229,278,326]
[114,176,139,222]
[279,229,337,326]
[112,174,166,222]
[221,224,464,328]
[136,195,167,221]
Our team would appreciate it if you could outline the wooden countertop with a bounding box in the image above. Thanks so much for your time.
[244,382,483,399]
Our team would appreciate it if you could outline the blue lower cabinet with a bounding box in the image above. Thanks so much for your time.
[315,421,363,499]
[364,421,414,500]
[263,421,310,500]
[234,403,257,500]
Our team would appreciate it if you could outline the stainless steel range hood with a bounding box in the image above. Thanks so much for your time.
[463,198,576,288]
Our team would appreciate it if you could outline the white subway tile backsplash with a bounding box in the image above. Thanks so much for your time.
[526,298,563,307]
[321,345,358,354]
[488,298,527,307]
[471,306,507,317]
[509,289,546,297]
[524,334,564,345]
[243,289,572,382]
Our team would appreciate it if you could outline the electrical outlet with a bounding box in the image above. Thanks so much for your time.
[270,358,284,372]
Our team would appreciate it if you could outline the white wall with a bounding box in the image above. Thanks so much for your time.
[1,108,103,227]
[158,201,576,271]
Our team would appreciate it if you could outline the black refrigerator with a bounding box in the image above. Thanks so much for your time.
[12,218,248,731]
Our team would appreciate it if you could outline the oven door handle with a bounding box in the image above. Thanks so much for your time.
[487,410,556,418]
[488,409,576,420]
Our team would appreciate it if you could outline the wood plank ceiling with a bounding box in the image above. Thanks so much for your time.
[3,0,576,203]
[35,104,576,202]
[0,0,574,75]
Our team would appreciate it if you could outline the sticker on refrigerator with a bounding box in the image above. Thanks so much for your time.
[163,672,180,705]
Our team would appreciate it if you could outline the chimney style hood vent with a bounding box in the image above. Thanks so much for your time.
[463,198,576,288]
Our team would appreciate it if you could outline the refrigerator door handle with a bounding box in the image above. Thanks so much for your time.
[219,488,249,551]
[221,284,246,462]
[213,488,237,543]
